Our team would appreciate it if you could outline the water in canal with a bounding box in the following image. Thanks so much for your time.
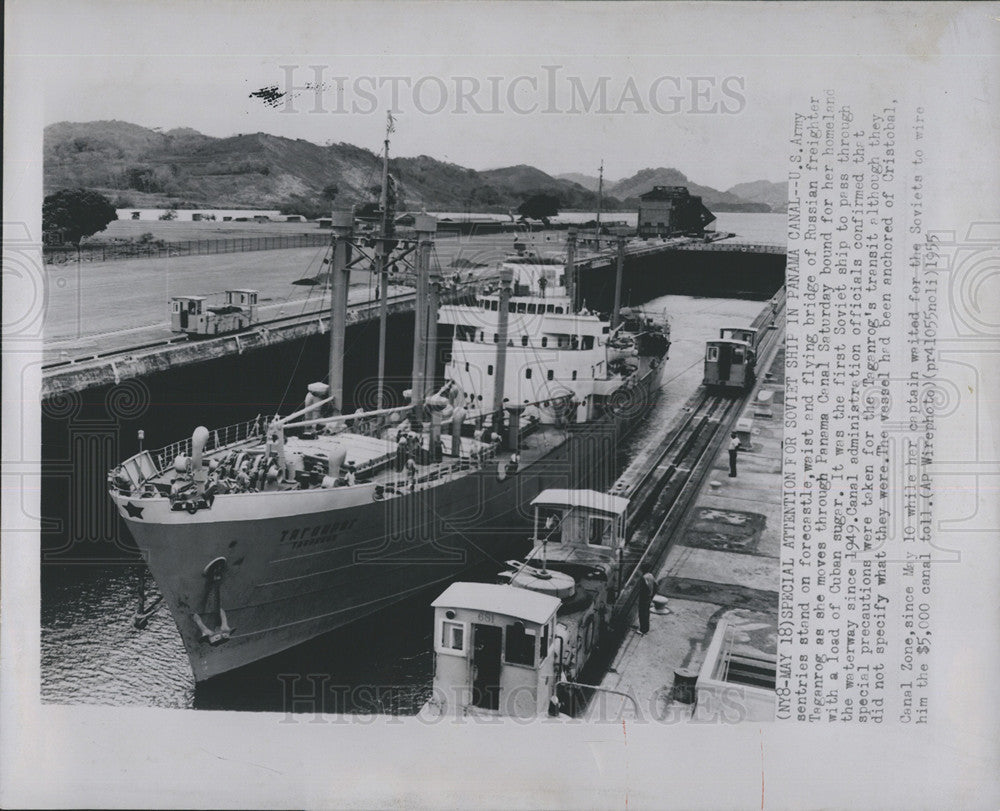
[40,292,770,712]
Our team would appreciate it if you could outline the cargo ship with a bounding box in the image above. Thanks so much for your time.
[107,125,669,681]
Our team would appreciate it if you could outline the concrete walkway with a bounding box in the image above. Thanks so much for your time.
[588,339,784,723]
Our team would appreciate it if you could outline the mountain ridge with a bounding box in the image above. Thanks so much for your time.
[44,120,786,214]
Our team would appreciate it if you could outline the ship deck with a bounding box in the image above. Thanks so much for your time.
[125,420,573,500]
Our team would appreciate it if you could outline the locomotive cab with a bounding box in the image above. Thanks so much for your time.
[498,489,630,682]
[719,326,759,347]
[704,338,757,390]
[425,489,632,718]
[170,296,206,332]
[429,583,561,718]
[528,488,628,562]
[224,288,259,315]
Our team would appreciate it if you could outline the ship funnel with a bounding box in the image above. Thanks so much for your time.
[192,426,210,469]
[304,383,330,434]
[328,444,347,479]
[191,426,210,491]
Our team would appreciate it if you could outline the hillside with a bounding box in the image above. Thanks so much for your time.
[608,168,775,212]
[44,120,784,214]
[555,172,602,192]
[726,179,789,212]
[44,121,608,215]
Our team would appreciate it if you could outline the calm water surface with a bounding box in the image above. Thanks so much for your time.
[40,284,773,713]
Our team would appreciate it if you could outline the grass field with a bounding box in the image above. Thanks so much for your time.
[82,219,330,244]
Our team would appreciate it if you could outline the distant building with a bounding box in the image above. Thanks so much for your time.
[115,208,284,222]
[636,186,716,238]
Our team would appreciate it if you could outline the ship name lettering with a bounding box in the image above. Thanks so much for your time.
[280,518,358,545]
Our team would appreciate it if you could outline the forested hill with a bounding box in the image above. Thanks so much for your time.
[45,120,785,214]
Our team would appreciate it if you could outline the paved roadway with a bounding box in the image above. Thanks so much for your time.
[42,231,571,363]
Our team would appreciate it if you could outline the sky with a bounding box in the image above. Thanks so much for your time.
[10,1,997,189]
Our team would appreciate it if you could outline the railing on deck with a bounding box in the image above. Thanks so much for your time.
[149,415,269,475]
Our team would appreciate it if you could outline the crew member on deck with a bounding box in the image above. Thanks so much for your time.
[396,430,409,471]
[728,432,741,478]
[637,562,658,636]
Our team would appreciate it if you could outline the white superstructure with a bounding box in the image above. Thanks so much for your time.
[439,257,658,424]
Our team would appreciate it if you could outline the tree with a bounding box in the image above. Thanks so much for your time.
[517,193,560,225]
[42,189,118,246]
[356,202,382,219]
[321,183,339,201]
[469,184,502,207]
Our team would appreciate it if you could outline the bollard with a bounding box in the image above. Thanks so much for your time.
[672,668,698,704]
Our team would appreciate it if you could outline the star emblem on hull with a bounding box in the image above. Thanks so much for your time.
[123,501,145,519]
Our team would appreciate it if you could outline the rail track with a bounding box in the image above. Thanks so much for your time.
[41,287,467,373]
[572,292,786,693]
[41,293,413,372]
[42,271,509,374]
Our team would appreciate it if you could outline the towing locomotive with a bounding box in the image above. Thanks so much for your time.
[703,326,760,390]
[170,289,259,336]
[424,488,630,718]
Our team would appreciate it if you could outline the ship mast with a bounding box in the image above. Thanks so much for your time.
[565,228,577,314]
[595,159,604,242]
[375,111,396,407]
[491,265,514,432]
[328,211,354,412]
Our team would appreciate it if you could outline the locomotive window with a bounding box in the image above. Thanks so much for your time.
[547,370,554,381]
[440,620,465,653]
[488,365,494,376]
[525,368,532,380]
[504,622,535,667]
[541,337,548,347]
[588,517,613,546]
[707,346,719,361]
[540,622,549,659]
[540,510,563,542]
[733,347,745,361]
[521,336,529,346]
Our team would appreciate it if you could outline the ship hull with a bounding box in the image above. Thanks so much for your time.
[118,368,663,681]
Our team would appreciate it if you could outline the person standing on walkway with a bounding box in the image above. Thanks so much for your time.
[637,562,658,635]
[728,432,741,478]
[396,429,409,471]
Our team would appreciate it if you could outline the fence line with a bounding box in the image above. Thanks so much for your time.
[44,233,333,265]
